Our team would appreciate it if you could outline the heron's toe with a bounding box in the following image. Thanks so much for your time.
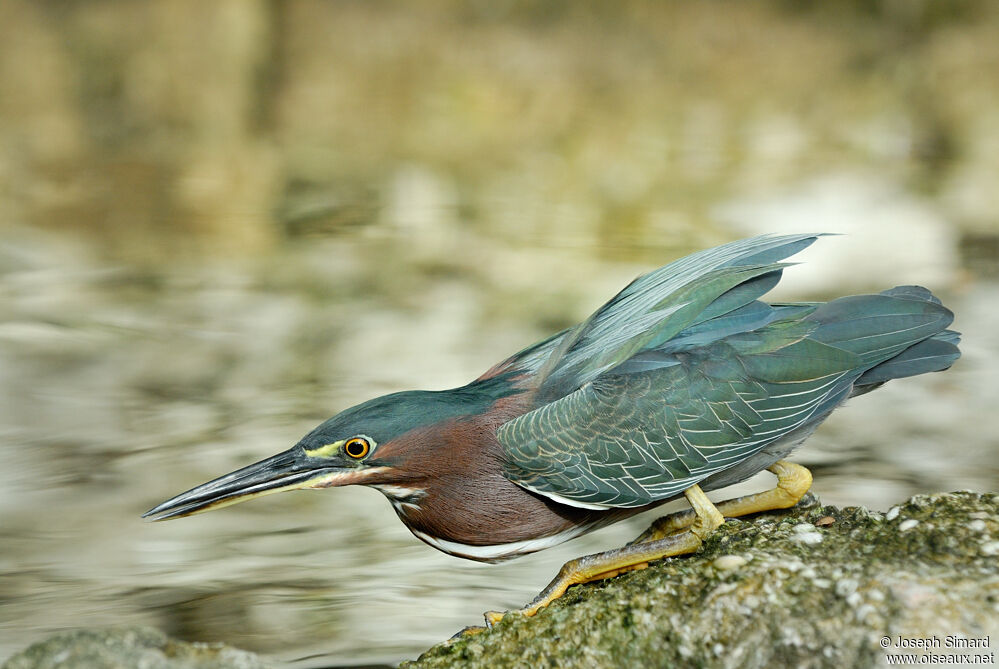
[484,610,506,628]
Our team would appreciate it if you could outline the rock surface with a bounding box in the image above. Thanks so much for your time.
[1,627,270,669]
[404,491,999,669]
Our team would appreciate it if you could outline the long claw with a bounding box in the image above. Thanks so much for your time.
[451,625,487,639]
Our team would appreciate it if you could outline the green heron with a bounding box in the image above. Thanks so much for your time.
[145,233,960,627]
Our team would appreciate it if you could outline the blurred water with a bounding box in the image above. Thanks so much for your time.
[3,3,999,663]
[0,214,996,667]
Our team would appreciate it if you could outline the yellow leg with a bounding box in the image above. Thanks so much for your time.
[631,461,813,545]
[482,484,724,627]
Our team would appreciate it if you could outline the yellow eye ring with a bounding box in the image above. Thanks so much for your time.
[343,437,370,459]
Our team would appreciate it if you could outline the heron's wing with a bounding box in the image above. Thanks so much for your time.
[499,289,956,509]
[478,234,822,385]
[531,234,824,398]
[498,334,857,508]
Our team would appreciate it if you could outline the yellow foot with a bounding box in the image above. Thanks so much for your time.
[628,508,696,545]
[482,463,815,627]
[483,484,723,626]
[632,460,813,544]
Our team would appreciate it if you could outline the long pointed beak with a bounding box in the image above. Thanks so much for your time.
[142,449,349,521]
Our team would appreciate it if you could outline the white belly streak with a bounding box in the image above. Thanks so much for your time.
[515,483,614,510]
[409,525,593,562]
[389,499,422,515]
[372,484,425,501]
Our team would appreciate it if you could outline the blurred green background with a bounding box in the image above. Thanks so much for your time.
[1,1,997,666]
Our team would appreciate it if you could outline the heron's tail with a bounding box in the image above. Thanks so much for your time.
[843,285,961,391]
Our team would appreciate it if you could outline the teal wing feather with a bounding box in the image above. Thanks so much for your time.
[533,234,823,399]
[498,237,958,509]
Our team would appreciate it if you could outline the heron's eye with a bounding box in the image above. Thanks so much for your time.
[343,437,370,459]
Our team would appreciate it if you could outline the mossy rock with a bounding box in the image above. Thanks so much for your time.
[405,491,999,669]
[1,627,270,669]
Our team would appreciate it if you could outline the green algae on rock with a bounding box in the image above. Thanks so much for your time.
[405,491,999,669]
[1,627,271,669]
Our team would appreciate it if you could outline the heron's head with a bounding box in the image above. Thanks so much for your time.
[143,389,479,521]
